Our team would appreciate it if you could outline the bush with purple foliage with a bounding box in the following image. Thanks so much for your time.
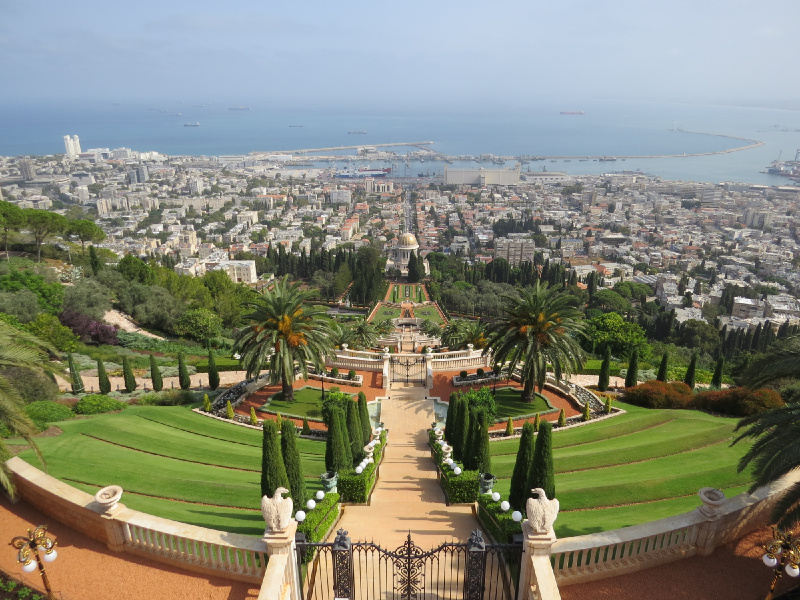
[59,309,119,346]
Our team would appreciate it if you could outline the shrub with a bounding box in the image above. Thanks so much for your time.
[59,309,118,346]
[461,386,498,423]
[122,356,137,393]
[203,393,211,412]
[533,413,540,431]
[25,401,73,424]
[557,409,565,427]
[338,431,386,503]
[302,417,311,435]
[68,352,84,395]
[621,380,694,409]
[261,419,289,498]
[75,394,127,415]
[694,387,783,417]
[207,350,220,391]
[149,354,163,392]
[460,370,468,379]
[297,491,340,561]
[505,417,514,436]
[605,397,612,414]
[1,367,58,405]
[226,400,234,420]
[136,389,196,406]
[250,406,258,426]
[441,468,479,503]
[97,359,111,395]
[330,367,339,378]
[477,495,522,543]
[178,353,191,390]
[348,369,356,380]
[476,368,485,378]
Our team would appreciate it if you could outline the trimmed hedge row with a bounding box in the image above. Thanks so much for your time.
[621,381,784,416]
[297,491,340,563]
[429,429,479,503]
[338,430,387,503]
[477,495,522,543]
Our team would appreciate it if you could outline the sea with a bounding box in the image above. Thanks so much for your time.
[2,99,800,186]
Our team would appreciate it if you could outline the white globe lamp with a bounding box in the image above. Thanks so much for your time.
[512,511,523,522]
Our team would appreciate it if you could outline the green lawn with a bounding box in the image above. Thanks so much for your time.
[262,387,356,419]
[487,402,754,537]
[371,305,401,322]
[414,305,443,324]
[493,388,551,420]
[17,405,326,537]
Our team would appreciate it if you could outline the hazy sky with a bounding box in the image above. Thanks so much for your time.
[2,0,798,110]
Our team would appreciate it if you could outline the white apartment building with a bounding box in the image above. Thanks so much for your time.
[63,135,81,159]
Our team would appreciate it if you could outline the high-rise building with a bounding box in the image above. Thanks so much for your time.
[19,159,36,181]
[63,135,81,159]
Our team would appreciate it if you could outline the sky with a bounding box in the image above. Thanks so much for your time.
[2,0,799,110]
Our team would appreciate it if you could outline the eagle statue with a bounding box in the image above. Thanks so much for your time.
[261,487,293,534]
[526,488,559,533]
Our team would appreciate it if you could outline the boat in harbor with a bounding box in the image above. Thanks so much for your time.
[560,111,585,115]
[358,166,391,173]
[335,168,387,178]
[348,130,367,134]
[229,106,251,111]
[184,122,200,127]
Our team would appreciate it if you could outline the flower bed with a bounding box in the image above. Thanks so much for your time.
[309,372,363,387]
[452,373,500,387]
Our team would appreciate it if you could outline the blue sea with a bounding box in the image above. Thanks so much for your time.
[2,99,800,185]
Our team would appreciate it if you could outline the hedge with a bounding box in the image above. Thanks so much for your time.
[477,495,522,543]
[297,491,341,563]
[25,401,74,425]
[337,430,387,503]
[620,380,694,409]
[694,387,783,417]
[430,430,479,503]
[74,394,128,415]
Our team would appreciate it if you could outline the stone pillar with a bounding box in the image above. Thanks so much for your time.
[94,485,128,552]
[263,520,300,600]
[382,351,391,389]
[518,521,561,600]
[695,487,727,556]
[424,348,434,389]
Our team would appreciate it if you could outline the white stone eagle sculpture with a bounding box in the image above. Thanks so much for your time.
[261,487,293,534]
[526,488,560,533]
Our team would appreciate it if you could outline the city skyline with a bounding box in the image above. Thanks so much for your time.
[2,0,799,110]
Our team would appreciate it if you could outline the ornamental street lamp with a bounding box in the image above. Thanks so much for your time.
[10,525,58,599]
[762,527,800,600]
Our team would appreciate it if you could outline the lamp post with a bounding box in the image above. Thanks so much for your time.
[762,527,800,600]
[10,525,57,599]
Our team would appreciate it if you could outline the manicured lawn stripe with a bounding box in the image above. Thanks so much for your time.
[494,389,550,419]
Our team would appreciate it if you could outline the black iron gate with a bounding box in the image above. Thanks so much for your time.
[391,356,426,384]
[296,529,522,600]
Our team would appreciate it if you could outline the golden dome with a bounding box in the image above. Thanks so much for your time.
[398,233,418,246]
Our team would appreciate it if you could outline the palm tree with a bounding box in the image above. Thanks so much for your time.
[374,318,394,337]
[234,276,334,403]
[441,319,487,350]
[0,322,51,497]
[733,336,800,528]
[484,281,585,402]
[347,318,378,350]
[419,319,443,339]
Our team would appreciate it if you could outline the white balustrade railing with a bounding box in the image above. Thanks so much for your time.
[431,356,489,370]
[327,356,383,372]
[258,552,291,600]
[123,512,268,582]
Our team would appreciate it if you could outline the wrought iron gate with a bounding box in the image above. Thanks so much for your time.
[296,529,522,600]
[391,355,426,384]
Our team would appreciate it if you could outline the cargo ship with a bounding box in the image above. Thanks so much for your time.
[358,166,391,173]
[560,111,586,115]
[764,150,800,178]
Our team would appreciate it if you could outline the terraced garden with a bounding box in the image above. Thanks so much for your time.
[413,305,444,324]
[16,405,326,537]
[488,402,754,537]
[371,305,401,322]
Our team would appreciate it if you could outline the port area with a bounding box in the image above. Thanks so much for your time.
[249,129,764,164]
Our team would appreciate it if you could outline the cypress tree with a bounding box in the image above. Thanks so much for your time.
[509,421,536,511]
[711,356,724,389]
[464,407,482,470]
[149,354,163,392]
[529,420,555,501]
[474,410,491,474]
[346,400,363,462]
[178,352,191,390]
[281,419,307,507]
[203,393,211,412]
[557,409,565,427]
[226,400,234,420]
[624,349,639,388]
[358,391,371,445]
[68,353,84,395]
[122,356,137,393]
[598,347,611,392]
[89,245,103,275]
[207,350,220,391]
[583,401,591,422]
[444,391,458,444]
[605,396,612,414]
[656,353,669,382]
[250,406,258,426]
[685,352,698,390]
[97,358,111,395]
[533,413,541,432]
[302,417,311,435]
[261,418,289,498]
[325,407,350,473]
[451,396,466,461]
[505,417,514,437]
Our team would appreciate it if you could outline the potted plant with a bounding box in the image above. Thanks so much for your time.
[479,472,497,494]
[320,470,339,492]
[459,370,468,380]
[348,369,356,380]
[476,368,485,378]
[331,367,340,379]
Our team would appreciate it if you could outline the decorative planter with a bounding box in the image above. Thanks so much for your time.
[479,473,497,495]
[95,485,124,513]
[320,471,339,493]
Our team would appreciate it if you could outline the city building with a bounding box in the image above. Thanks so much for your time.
[63,135,81,159]
[494,237,537,265]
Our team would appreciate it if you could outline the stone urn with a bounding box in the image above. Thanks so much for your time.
[434,428,444,441]
[698,487,726,519]
[364,444,375,463]
[320,471,339,493]
[95,485,124,513]
[479,473,497,495]
[441,444,453,461]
